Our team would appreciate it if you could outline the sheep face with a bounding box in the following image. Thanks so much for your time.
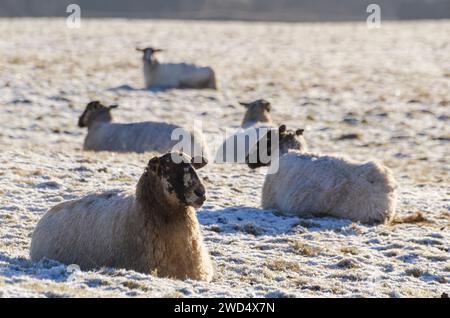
[240,99,272,126]
[343,161,398,223]
[78,101,117,128]
[137,47,163,63]
[246,125,307,169]
[148,152,207,209]
[278,125,306,155]
[360,162,397,201]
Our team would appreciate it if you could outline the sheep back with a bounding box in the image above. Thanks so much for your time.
[262,152,397,224]
[30,191,214,281]
[84,121,210,159]
[30,191,141,270]
[145,63,216,89]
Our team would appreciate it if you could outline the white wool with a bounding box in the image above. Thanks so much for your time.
[144,61,216,89]
[84,121,210,159]
[262,152,398,224]
[30,159,214,282]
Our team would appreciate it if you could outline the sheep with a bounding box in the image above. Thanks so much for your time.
[214,99,278,163]
[240,99,273,129]
[137,47,217,89]
[245,124,308,168]
[78,101,210,160]
[260,151,398,224]
[30,152,214,282]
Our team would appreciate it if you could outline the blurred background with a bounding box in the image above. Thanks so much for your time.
[1,0,449,21]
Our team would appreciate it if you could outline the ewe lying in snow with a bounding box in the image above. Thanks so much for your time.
[137,47,216,89]
[30,152,214,281]
[245,124,308,168]
[79,101,209,159]
[252,147,398,224]
[215,99,282,163]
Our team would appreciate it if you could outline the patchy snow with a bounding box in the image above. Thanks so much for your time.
[0,18,449,298]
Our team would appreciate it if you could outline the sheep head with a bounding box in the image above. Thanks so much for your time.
[146,152,208,209]
[350,161,398,223]
[136,47,164,62]
[358,161,398,193]
[246,125,307,169]
[240,99,273,127]
[78,101,117,128]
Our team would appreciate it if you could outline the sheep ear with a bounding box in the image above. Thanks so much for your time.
[87,101,100,109]
[296,129,304,136]
[147,156,160,173]
[239,102,250,108]
[278,125,287,134]
[136,47,144,52]
[191,156,208,170]
[108,104,118,110]
[153,48,164,53]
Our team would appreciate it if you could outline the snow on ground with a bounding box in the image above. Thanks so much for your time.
[0,18,449,297]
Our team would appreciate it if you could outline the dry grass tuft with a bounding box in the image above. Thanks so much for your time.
[208,225,221,233]
[404,267,425,278]
[290,240,322,256]
[391,212,430,225]
[336,258,359,269]
[122,280,148,291]
[266,259,301,272]
[340,246,360,255]
[163,291,184,298]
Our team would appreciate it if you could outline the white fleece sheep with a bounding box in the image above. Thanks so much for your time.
[261,151,398,224]
[138,47,216,89]
[30,152,214,281]
[79,101,210,159]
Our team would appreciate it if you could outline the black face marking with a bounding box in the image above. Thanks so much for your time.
[279,130,304,154]
[148,153,204,206]
[246,130,274,169]
[78,101,114,128]
[246,126,305,169]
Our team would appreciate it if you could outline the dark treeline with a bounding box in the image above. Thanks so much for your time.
[0,0,449,21]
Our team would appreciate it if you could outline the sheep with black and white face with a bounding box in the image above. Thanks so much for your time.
[30,152,214,282]
[215,99,288,164]
[254,147,398,224]
[78,101,210,160]
[245,124,308,169]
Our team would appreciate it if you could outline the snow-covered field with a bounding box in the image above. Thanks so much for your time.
[0,18,449,298]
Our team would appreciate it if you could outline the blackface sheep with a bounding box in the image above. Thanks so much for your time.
[137,47,216,89]
[78,101,209,159]
[261,151,398,224]
[30,152,214,281]
[245,125,308,169]
[214,99,277,163]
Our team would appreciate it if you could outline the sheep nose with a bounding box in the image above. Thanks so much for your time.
[194,188,206,199]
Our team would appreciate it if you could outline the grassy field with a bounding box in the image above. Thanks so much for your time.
[0,18,448,297]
